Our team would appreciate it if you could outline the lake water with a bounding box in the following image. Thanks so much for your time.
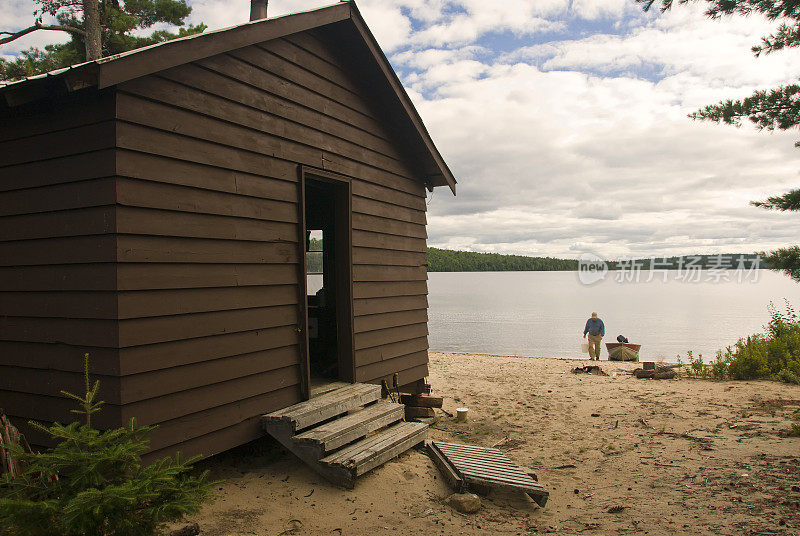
[427,270,800,362]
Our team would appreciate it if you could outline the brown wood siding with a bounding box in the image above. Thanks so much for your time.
[0,26,433,460]
[110,31,430,458]
[0,91,120,434]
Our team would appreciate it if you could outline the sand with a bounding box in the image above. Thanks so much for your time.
[177,352,800,536]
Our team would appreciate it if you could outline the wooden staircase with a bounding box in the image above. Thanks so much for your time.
[262,383,427,488]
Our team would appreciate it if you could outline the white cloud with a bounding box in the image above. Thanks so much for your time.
[3,0,800,258]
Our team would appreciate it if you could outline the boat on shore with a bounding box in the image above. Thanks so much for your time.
[606,342,641,361]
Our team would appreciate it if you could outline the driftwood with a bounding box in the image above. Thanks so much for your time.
[633,366,677,379]
[1,411,28,478]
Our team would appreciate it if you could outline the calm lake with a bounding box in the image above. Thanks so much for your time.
[427,270,800,362]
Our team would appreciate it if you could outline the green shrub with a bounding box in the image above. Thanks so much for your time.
[709,353,729,380]
[0,354,213,536]
[719,300,800,383]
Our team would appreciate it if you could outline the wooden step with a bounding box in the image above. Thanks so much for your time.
[293,400,404,454]
[262,383,382,432]
[320,421,427,478]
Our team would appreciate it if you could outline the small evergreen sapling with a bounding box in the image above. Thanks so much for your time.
[0,354,212,536]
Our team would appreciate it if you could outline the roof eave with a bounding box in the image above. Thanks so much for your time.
[347,3,457,195]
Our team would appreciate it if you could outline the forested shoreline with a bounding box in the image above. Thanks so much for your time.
[426,247,763,272]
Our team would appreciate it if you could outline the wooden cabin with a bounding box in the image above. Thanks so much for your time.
[0,1,456,461]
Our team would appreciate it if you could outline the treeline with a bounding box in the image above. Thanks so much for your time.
[427,247,578,272]
[426,248,764,272]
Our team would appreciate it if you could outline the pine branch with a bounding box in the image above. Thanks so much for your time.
[762,245,800,281]
[637,0,800,21]
[689,85,800,132]
[753,22,800,55]
[751,189,800,210]
[0,22,86,46]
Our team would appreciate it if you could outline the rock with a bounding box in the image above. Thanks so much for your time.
[446,493,482,513]
[170,523,200,536]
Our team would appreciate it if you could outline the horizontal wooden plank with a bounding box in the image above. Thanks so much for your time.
[0,178,116,216]
[0,366,122,404]
[116,122,297,181]
[352,212,427,239]
[0,93,115,143]
[0,236,116,265]
[232,45,379,128]
[349,195,427,226]
[119,117,421,204]
[197,52,394,149]
[353,281,428,299]
[0,285,299,319]
[0,291,116,319]
[0,206,115,241]
[354,309,428,334]
[117,304,298,347]
[160,62,398,159]
[0,121,115,167]
[0,263,299,292]
[283,31,342,67]
[0,390,122,429]
[354,336,429,367]
[353,295,429,316]
[120,364,301,425]
[0,264,117,291]
[117,285,298,319]
[352,230,427,253]
[0,365,301,432]
[0,341,119,374]
[262,37,363,98]
[401,394,443,408]
[116,150,298,201]
[116,206,298,242]
[116,177,298,223]
[353,265,427,282]
[351,179,426,212]
[116,89,417,186]
[0,316,118,347]
[354,322,428,351]
[144,385,300,454]
[120,74,413,180]
[117,263,298,290]
[118,324,300,374]
[120,344,299,403]
[116,235,299,264]
[0,150,116,192]
[196,53,425,196]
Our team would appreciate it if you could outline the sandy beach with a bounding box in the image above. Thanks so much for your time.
[180,352,800,536]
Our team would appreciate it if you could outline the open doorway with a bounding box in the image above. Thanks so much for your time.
[303,174,354,386]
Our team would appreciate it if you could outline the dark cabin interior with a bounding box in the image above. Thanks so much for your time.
[305,176,354,383]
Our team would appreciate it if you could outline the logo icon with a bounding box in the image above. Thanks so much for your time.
[578,253,608,285]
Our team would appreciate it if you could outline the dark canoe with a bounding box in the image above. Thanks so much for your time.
[605,342,641,361]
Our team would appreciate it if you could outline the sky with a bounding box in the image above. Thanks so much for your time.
[3,0,800,259]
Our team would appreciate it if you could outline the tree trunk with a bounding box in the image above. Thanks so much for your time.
[83,0,101,60]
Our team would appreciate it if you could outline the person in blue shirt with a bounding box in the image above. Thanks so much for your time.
[583,312,605,360]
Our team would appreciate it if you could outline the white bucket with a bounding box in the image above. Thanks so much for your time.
[456,407,469,422]
[581,342,590,353]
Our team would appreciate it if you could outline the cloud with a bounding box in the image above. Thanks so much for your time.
[3,0,800,259]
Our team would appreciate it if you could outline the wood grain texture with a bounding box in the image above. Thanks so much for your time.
[0,21,437,461]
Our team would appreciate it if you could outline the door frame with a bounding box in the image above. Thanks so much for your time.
[297,166,355,400]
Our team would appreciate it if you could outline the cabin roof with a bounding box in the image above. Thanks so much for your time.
[0,1,456,193]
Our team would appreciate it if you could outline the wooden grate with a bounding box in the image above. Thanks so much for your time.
[427,440,549,507]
